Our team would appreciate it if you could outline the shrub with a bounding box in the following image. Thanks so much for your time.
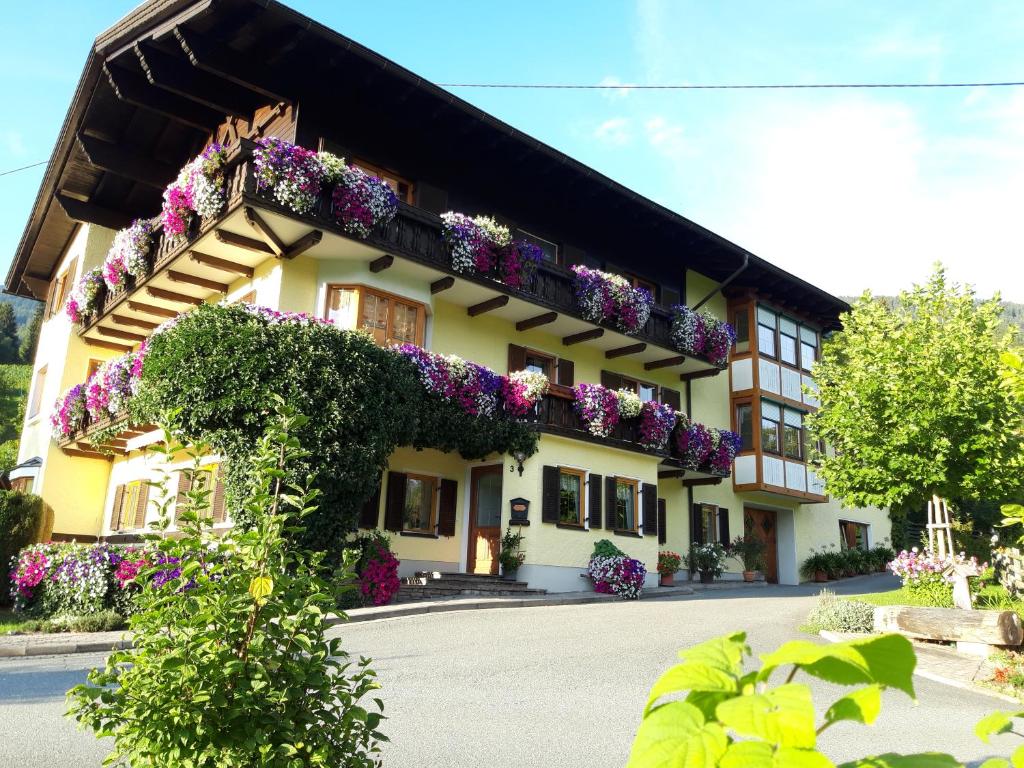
[0,490,42,605]
[498,528,526,573]
[68,403,386,767]
[800,548,831,580]
[657,551,683,575]
[686,542,727,577]
[803,589,876,633]
[592,539,626,559]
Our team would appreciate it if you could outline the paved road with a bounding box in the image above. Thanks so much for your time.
[0,576,1018,767]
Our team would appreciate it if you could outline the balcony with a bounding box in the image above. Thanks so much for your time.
[733,451,827,503]
[74,141,725,378]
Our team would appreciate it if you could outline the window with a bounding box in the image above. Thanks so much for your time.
[627,274,657,301]
[113,481,142,531]
[10,477,32,493]
[324,285,425,347]
[403,474,437,533]
[236,290,256,305]
[779,317,798,366]
[619,376,658,403]
[615,477,639,531]
[736,403,753,451]
[558,467,585,525]
[783,408,803,460]
[353,158,414,203]
[758,305,821,371]
[48,257,77,319]
[28,366,46,419]
[700,503,719,543]
[756,306,777,358]
[839,520,869,551]
[734,309,750,344]
[760,400,781,454]
[515,229,559,263]
[800,326,818,371]
[525,350,555,377]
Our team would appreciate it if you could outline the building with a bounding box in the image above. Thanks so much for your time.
[5,0,888,590]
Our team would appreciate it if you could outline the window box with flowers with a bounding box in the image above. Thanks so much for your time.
[571,265,653,335]
[657,550,683,587]
[440,212,544,290]
[670,305,737,367]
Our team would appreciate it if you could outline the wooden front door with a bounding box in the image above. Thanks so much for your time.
[745,508,779,584]
[467,464,503,574]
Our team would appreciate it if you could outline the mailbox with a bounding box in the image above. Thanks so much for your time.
[509,497,530,525]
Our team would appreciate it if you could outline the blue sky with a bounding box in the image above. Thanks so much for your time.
[1,1,1022,301]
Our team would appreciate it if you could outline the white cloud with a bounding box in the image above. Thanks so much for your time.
[863,30,944,60]
[598,75,635,100]
[593,117,633,146]
[3,131,26,158]
[634,0,674,83]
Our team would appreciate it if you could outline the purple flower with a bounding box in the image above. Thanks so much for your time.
[571,266,652,335]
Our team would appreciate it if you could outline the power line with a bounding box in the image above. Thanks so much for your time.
[0,161,46,178]
[437,79,1024,90]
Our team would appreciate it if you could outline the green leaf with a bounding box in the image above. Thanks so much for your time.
[975,711,1024,744]
[721,743,835,768]
[627,701,729,768]
[249,576,273,601]
[679,632,749,676]
[646,662,739,713]
[1013,745,1024,768]
[715,683,816,749]
[848,635,916,698]
[824,685,882,727]
[836,754,963,768]
[978,759,1010,768]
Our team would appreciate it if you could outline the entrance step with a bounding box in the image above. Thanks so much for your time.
[395,571,546,603]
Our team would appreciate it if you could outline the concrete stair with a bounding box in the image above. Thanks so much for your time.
[395,571,547,602]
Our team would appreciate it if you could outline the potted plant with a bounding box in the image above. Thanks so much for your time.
[800,549,830,583]
[842,548,860,577]
[822,548,844,580]
[872,544,894,572]
[728,535,765,582]
[657,550,683,587]
[498,528,525,580]
[686,542,726,585]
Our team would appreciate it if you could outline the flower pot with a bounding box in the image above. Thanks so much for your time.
[699,571,714,585]
[814,570,828,583]
[502,568,518,581]
[659,572,674,587]
[742,571,755,583]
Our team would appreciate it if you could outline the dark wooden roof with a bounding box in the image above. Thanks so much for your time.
[6,0,849,327]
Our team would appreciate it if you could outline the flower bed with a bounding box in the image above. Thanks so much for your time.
[588,554,647,599]
[65,267,105,325]
[571,265,653,335]
[887,547,987,607]
[441,212,542,289]
[670,305,737,366]
[161,143,230,237]
[102,219,155,290]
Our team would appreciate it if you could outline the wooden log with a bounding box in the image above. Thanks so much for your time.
[873,606,1023,646]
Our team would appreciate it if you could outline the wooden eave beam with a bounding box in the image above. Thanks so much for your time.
[133,42,262,119]
[645,355,687,371]
[63,447,113,461]
[55,193,133,230]
[369,255,394,273]
[430,276,455,294]
[84,338,133,353]
[682,476,724,487]
[242,206,285,256]
[147,286,204,306]
[97,326,147,343]
[173,26,291,105]
[215,229,275,256]
[168,270,228,293]
[111,314,158,330]
[680,368,723,382]
[467,295,510,317]
[188,251,254,277]
[127,300,178,319]
[283,230,322,259]
[102,62,220,131]
[658,470,686,480]
[605,343,647,359]
[516,311,557,332]
[562,328,604,346]
[76,133,177,189]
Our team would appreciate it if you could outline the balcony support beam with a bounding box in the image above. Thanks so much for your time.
[682,476,724,487]
[369,254,394,273]
[127,300,178,319]
[243,206,285,256]
[516,311,557,332]
[430,276,455,294]
[216,228,275,256]
[63,447,114,461]
[84,337,133,353]
[168,270,229,293]
[111,314,158,331]
[562,328,604,346]
[467,295,509,317]
[189,251,254,277]
[283,229,322,259]
[645,355,686,371]
[97,326,147,343]
[680,368,722,382]
[605,343,647,359]
[147,287,204,306]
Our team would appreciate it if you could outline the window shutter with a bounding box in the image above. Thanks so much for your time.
[415,182,448,215]
[600,370,622,391]
[556,358,574,387]
[175,470,193,521]
[437,478,458,537]
[384,471,407,532]
[133,482,150,529]
[660,387,681,412]
[44,279,57,318]
[541,465,560,523]
[691,503,704,545]
[109,484,124,531]
[588,473,602,528]
[211,469,227,523]
[641,483,656,535]
[508,344,527,373]
[358,477,382,529]
[605,476,617,529]
[657,498,667,545]
[718,507,730,545]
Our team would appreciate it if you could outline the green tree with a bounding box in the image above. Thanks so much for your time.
[807,266,1024,517]
[0,304,20,364]
[18,307,41,362]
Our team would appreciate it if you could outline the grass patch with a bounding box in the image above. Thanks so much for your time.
[848,585,1024,621]
[0,609,126,635]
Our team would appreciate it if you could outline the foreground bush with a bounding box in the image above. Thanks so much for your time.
[803,589,875,633]
[67,403,385,767]
[335,531,401,609]
[0,490,42,604]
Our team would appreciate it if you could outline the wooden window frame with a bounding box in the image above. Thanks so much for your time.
[839,519,869,551]
[700,502,719,543]
[523,348,557,378]
[614,477,640,532]
[115,481,142,532]
[28,366,47,419]
[619,375,659,403]
[626,274,658,302]
[87,359,103,380]
[402,472,438,534]
[558,467,586,527]
[760,400,782,456]
[782,408,804,461]
[735,401,754,452]
[323,284,426,347]
[352,158,415,204]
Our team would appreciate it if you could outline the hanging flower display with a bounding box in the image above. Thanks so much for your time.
[161,143,229,237]
[51,384,87,440]
[441,212,509,274]
[571,265,653,335]
[497,240,543,290]
[670,305,736,366]
[252,137,326,214]
[638,400,676,451]
[615,389,642,419]
[502,369,550,416]
[708,429,742,474]
[587,555,647,599]
[65,267,105,325]
[397,344,504,417]
[102,219,155,290]
[675,418,714,469]
[329,162,399,238]
[704,316,738,367]
[572,383,621,438]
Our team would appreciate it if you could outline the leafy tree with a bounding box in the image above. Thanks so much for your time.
[68,403,386,766]
[807,266,1024,516]
[0,364,31,443]
[0,304,20,364]
[18,307,41,362]
[0,491,42,605]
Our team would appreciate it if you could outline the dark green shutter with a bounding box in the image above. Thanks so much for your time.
[541,465,560,523]
[508,344,527,373]
[605,476,617,529]
[600,370,622,391]
[718,507,730,545]
[358,477,382,529]
[384,471,407,532]
[588,473,602,528]
[660,387,681,412]
[657,498,667,545]
[438,479,457,537]
[641,483,656,535]
[691,503,704,545]
[556,358,574,387]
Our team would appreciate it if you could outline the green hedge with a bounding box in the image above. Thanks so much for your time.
[0,491,42,605]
